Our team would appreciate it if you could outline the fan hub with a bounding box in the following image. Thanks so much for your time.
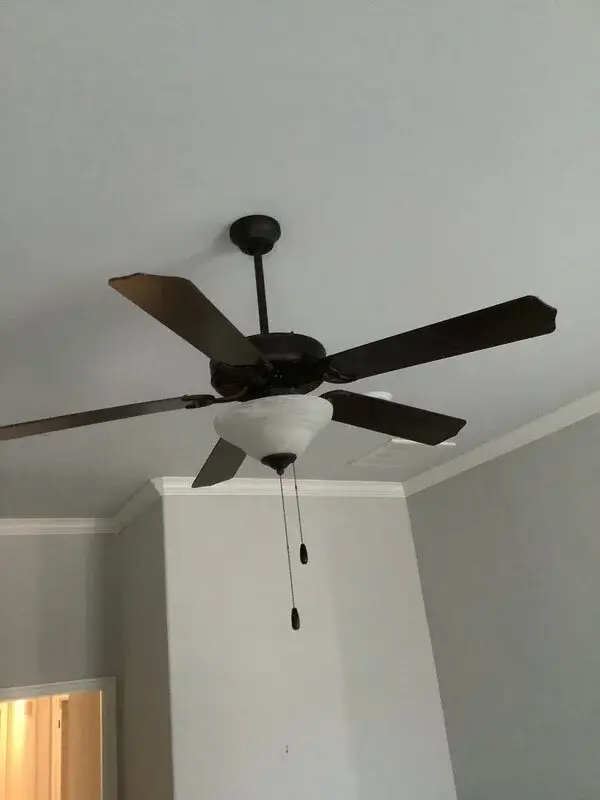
[210,332,326,398]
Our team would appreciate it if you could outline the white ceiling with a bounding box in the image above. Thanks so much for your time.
[1,1,599,516]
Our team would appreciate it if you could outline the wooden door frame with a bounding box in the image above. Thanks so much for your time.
[0,678,117,800]
[0,701,8,798]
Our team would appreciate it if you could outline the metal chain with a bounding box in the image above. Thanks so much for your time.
[279,474,295,607]
[291,462,304,546]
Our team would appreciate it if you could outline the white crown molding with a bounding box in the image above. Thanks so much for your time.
[153,477,406,499]
[111,480,161,532]
[0,479,404,536]
[404,388,600,495]
[0,517,116,536]
[5,387,599,534]
[109,478,402,535]
[113,478,405,533]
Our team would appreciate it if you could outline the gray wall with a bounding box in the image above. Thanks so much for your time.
[119,500,174,800]
[408,413,600,800]
[0,531,116,688]
[162,494,455,800]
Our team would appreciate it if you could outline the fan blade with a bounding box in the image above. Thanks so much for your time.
[322,390,466,445]
[0,394,215,442]
[109,273,266,367]
[325,296,556,381]
[192,438,246,487]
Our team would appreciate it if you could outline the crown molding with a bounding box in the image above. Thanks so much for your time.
[114,478,405,533]
[6,386,599,535]
[114,478,404,533]
[404,388,600,495]
[111,480,161,532]
[153,477,406,499]
[0,479,404,536]
[0,517,116,536]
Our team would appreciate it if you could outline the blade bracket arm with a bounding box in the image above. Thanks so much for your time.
[182,389,250,409]
[182,394,217,410]
[321,363,359,384]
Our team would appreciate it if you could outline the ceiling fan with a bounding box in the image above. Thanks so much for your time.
[0,214,557,489]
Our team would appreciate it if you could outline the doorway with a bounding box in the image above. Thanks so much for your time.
[0,679,116,800]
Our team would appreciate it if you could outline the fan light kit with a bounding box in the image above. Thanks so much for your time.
[0,213,558,629]
[214,394,333,474]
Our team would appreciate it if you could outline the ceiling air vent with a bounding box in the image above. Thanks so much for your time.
[350,437,455,469]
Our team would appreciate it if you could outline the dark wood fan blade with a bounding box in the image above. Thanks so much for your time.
[322,390,466,445]
[0,395,215,442]
[109,273,266,367]
[192,438,246,487]
[325,296,557,381]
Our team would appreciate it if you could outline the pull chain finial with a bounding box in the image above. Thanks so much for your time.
[292,463,308,564]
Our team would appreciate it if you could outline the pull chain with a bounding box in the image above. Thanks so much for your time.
[292,463,308,564]
[279,474,300,630]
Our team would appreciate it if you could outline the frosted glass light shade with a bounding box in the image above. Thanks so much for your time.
[214,395,333,462]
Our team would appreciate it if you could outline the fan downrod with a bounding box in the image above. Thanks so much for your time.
[229,215,281,256]
[230,214,281,336]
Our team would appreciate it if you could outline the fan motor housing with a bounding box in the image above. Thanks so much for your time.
[210,332,327,398]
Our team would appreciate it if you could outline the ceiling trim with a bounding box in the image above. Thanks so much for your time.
[404,387,600,495]
[153,477,406,498]
[0,479,405,536]
[115,477,405,532]
[112,480,161,533]
[0,518,116,536]
[6,384,600,534]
